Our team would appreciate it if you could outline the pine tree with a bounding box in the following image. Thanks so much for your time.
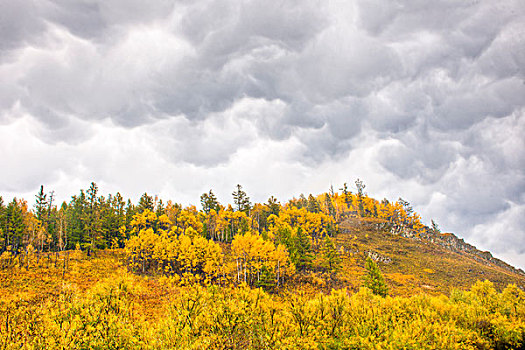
[321,236,341,272]
[297,194,308,209]
[255,265,276,292]
[34,185,48,222]
[431,219,440,234]
[138,193,154,213]
[292,227,313,271]
[324,193,336,217]
[362,256,388,297]
[200,190,219,214]
[232,184,251,213]
[306,194,321,213]
[339,183,352,208]
[266,196,280,216]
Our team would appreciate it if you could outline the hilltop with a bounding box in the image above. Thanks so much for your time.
[1,181,525,348]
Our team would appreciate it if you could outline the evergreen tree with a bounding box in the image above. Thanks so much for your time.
[266,196,280,216]
[0,197,5,250]
[137,193,154,213]
[292,227,313,271]
[339,183,352,208]
[431,219,440,234]
[362,256,388,297]
[398,197,413,216]
[155,199,165,217]
[86,182,102,252]
[297,194,308,209]
[34,185,48,222]
[232,184,251,213]
[324,193,336,217]
[306,194,321,213]
[4,199,25,251]
[255,265,276,292]
[200,190,219,214]
[321,236,341,272]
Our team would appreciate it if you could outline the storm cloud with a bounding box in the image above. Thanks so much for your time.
[1,0,524,268]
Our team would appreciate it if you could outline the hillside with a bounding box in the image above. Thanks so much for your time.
[1,183,525,348]
[332,217,525,296]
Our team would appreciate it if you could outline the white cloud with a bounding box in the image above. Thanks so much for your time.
[0,0,524,269]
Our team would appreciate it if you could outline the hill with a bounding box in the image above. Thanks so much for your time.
[1,182,525,348]
[333,217,524,296]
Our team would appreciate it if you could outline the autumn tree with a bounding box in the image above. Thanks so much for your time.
[363,256,388,297]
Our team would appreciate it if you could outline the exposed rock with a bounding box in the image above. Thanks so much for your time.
[378,222,524,276]
[365,250,392,264]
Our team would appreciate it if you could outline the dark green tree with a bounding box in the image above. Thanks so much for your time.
[255,265,276,292]
[4,199,25,251]
[297,194,308,209]
[321,236,341,272]
[306,194,321,213]
[155,199,165,217]
[232,184,251,213]
[34,185,48,222]
[200,190,220,214]
[266,196,280,216]
[324,193,336,217]
[137,193,154,213]
[339,183,352,209]
[362,256,388,297]
[291,227,313,271]
[431,219,440,234]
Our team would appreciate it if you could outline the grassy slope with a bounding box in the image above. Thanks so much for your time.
[333,217,525,296]
[1,220,523,321]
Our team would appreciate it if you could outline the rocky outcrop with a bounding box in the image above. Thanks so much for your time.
[365,250,392,264]
[375,221,524,276]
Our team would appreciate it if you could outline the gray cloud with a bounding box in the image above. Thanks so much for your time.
[1,0,524,267]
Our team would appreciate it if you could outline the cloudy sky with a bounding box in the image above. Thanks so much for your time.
[1,0,524,268]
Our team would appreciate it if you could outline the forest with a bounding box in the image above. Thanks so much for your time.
[1,180,524,349]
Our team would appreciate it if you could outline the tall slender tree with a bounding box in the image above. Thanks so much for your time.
[232,184,251,213]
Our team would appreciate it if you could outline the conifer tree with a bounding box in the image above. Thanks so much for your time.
[138,193,154,213]
[200,190,219,214]
[34,185,48,222]
[297,194,308,209]
[306,194,321,213]
[362,256,388,297]
[321,236,341,272]
[324,193,336,218]
[339,183,352,208]
[266,196,280,216]
[232,184,251,213]
[292,227,313,271]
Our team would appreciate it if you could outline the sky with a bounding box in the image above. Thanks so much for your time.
[0,0,524,269]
